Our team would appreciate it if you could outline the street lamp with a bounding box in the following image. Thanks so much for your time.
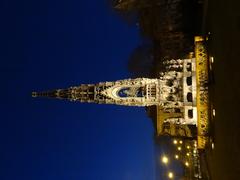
[194,143,197,147]
[175,154,179,159]
[185,161,189,167]
[211,142,215,150]
[173,139,178,145]
[213,108,216,117]
[177,146,182,151]
[168,172,174,179]
[161,155,169,164]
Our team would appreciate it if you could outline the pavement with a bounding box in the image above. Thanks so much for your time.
[202,0,240,179]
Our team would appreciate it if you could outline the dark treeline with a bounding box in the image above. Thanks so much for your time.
[109,0,203,77]
[127,43,154,78]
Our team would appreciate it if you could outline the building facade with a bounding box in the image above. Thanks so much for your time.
[33,36,210,149]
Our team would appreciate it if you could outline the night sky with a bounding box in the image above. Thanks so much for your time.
[0,1,158,180]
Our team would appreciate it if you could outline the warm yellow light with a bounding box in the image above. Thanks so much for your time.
[179,140,183,144]
[173,139,178,145]
[175,155,179,159]
[177,147,181,151]
[161,156,169,164]
[211,143,215,150]
[187,146,190,149]
[185,162,189,167]
[213,109,216,117]
[168,172,174,179]
[210,56,214,63]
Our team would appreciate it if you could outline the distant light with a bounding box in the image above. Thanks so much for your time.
[173,139,178,145]
[211,143,215,150]
[168,172,174,179]
[187,146,190,149]
[161,156,169,164]
[193,150,197,154]
[186,153,190,156]
[179,140,183,144]
[210,56,214,63]
[185,161,189,167]
[177,147,182,151]
[213,109,216,117]
[175,155,179,159]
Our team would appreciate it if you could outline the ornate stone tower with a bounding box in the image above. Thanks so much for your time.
[32,56,204,143]
[32,58,198,126]
[32,78,166,107]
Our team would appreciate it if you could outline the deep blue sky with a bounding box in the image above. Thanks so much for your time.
[0,1,158,180]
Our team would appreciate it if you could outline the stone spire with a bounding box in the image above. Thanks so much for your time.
[32,78,167,106]
[32,84,95,102]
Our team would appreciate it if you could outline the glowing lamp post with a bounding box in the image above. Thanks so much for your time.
[175,154,179,159]
[173,139,178,145]
[161,156,169,165]
[168,172,174,179]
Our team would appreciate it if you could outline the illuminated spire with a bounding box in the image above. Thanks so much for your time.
[32,84,95,102]
[32,78,167,106]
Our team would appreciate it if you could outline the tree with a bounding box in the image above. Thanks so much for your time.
[127,44,154,78]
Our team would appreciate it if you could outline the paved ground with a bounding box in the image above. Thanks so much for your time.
[204,0,240,179]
